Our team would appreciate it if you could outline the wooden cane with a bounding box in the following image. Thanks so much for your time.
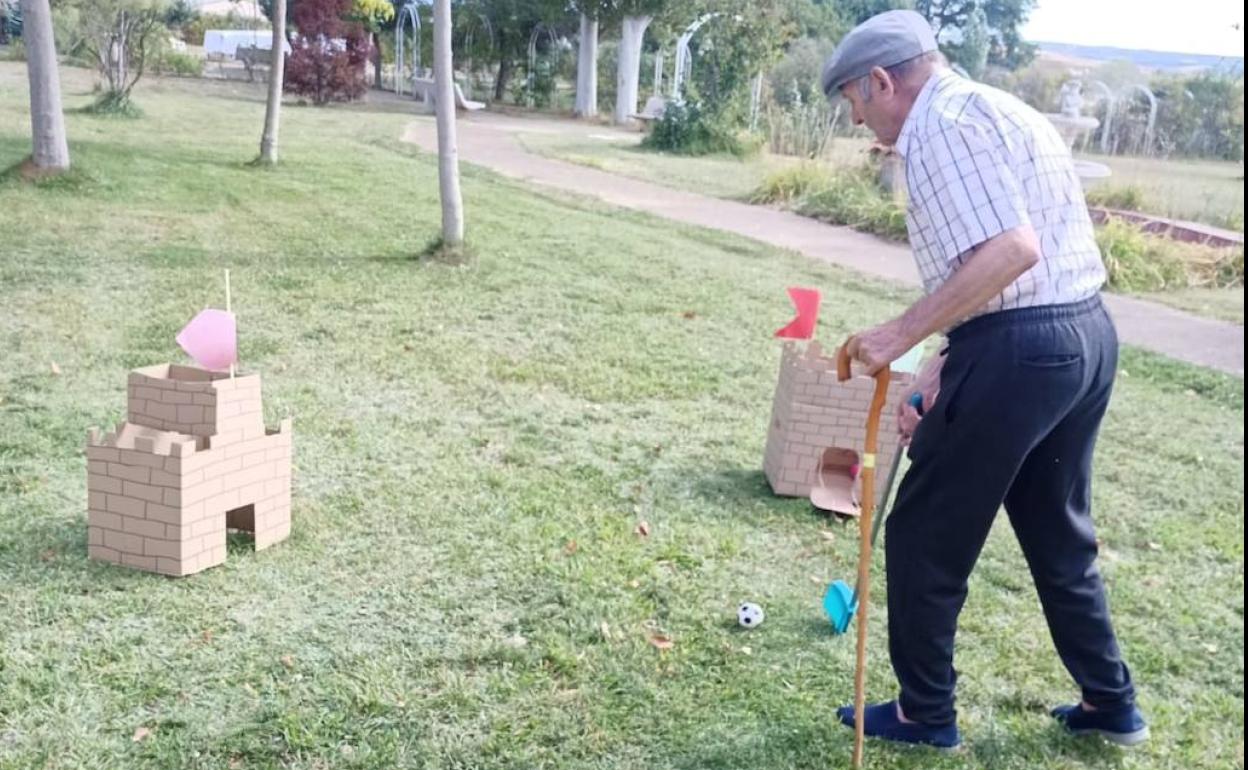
[837,346,892,769]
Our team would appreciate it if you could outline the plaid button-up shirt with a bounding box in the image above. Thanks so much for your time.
[896,71,1106,315]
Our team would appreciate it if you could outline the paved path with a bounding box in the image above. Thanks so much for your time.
[402,113,1244,376]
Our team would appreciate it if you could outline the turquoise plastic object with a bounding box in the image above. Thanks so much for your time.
[824,580,858,634]
[823,392,923,634]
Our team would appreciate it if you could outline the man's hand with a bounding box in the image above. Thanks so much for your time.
[842,318,915,376]
[898,352,945,443]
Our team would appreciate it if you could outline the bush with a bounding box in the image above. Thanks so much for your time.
[2,38,23,61]
[753,163,908,241]
[283,0,369,105]
[750,163,833,204]
[154,49,203,77]
[765,99,837,159]
[1096,217,1244,291]
[1085,184,1148,211]
[642,100,761,158]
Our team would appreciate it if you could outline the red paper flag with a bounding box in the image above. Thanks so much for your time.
[774,287,821,339]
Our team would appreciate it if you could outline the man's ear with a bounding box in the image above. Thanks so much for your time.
[870,65,895,98]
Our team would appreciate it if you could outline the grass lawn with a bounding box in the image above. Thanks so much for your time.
[517,129,1244,326]
[517,131,874,202]
[1,63,1244,770]
[1080,153,1245,232]
[1140,287,1245,325]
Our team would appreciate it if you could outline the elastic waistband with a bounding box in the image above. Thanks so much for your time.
[948,295,1105,342]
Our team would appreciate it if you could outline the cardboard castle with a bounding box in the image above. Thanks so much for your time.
[86,363,292,576]
[764,341,914,510]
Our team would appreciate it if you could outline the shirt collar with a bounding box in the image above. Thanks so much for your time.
[894,69,959,158]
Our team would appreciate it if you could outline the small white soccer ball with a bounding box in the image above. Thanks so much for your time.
[737,602,765,629]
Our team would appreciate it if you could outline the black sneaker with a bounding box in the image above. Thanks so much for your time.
[1051,703,1150,746]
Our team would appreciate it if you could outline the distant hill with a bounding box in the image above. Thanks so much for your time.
[1034,42,1244,75]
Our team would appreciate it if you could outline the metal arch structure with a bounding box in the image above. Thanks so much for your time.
[394,1,426,95]
[1126,84,1159,155]
[457,8,495,100]
[526,22,560,107]
[1086,80,1115,153]
[670,13,716,100]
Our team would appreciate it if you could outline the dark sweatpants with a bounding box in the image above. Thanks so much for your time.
[886,295,1136,726]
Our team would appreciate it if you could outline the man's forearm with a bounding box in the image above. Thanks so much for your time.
[897,226,1041,346]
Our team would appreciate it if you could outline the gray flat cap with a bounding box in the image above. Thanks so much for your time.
[820,10,938,97]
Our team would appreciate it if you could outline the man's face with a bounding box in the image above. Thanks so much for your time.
[839,68,905,145]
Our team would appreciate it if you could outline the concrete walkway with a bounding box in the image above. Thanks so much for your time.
[402,113,1244,376]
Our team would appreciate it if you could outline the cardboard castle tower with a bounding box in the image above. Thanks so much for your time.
[764,341,914,507]
[86,364,292,576]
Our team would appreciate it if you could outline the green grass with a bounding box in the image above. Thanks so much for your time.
[1140,287,1246,324]
[518,129,1243,323]
[0,63,1244,770]
[518,132,874,202]
[1080,153,1245,232]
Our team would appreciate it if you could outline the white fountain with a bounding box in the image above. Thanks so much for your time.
[1045,80,1111,181]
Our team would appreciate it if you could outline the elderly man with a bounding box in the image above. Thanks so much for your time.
[820,10,1147,750]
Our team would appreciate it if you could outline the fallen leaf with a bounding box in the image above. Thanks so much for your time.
[740,646,753,656]
[402,343,415,352]
[132,726,152,743]
[634,521,651,538]
[599,621,612,641]
[1147,542,1162,551]
[503,634,528,648]
[682,311,697,320]
[648,633,674,651]
[38,549,57,562]
[200,629,214,644]
[628,579,640,589]
[563,540,579,555]
[229,757,244,770]
[50,362,61,376]
[819,530,836,542]
[280,655,295,670]
[1203,643,1219,655]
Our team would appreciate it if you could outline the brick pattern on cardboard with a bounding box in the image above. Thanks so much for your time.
[87,364,292,577]
[763,341,914,504]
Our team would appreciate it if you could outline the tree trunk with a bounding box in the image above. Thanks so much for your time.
[258,0,286,165]
[494,58,512,102]
[372,30,383,89]
[433,0,464,246]
[614,15,650,125]
[574,13,598,119]
[19,0,70,173]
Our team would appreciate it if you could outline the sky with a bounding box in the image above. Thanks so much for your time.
[1023,0,1245,58]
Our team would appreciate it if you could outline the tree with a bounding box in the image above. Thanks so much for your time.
[284,0,370,104]
[837,0,912,27]
[948,3,988,79]
[71,0,168,111]
[433,0,463,246]
[612,0,672,125]
[19,0,70,175]
[573,0,612,118]
[259,0,295,38]
[350,0,394,89]
[914,0,1035,70]
[468,0,565,103]
[258,0,286,164]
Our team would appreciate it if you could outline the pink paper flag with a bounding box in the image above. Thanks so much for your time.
[176,309,237,371]
[774,287,821,339]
